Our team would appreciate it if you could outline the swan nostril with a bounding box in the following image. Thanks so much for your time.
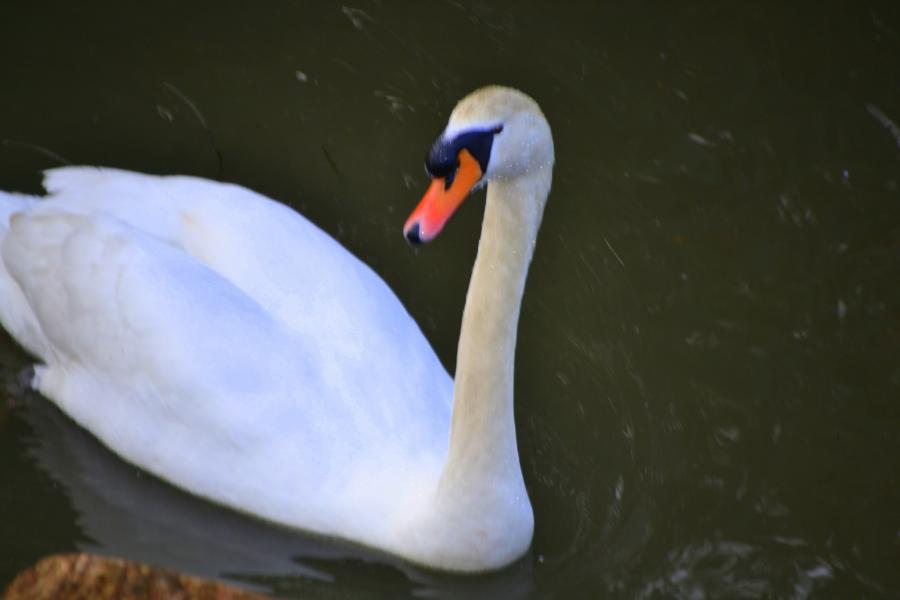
[405,222,423,245]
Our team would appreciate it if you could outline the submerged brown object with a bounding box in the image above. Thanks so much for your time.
[3,553,269,600]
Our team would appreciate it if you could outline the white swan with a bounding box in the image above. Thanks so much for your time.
[0,86,554,572]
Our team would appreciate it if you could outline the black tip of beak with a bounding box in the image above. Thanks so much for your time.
[405,222,423,246]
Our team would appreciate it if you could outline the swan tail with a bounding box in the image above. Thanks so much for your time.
[0,190,47,361]
[0,191,37,232]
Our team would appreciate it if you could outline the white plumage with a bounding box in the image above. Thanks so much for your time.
[1,167,451,526]
[0,86,553,572]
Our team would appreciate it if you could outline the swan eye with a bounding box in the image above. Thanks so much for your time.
[425,126,503,181]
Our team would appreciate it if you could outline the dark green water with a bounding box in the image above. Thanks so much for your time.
[1,1,898,597]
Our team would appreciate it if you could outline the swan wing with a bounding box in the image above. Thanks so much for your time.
[3,208,295,428]
[0,169,453,526]
[40,167,396,339]
[34,167,452,427]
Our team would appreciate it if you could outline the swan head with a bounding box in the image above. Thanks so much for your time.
[404,86,554,245]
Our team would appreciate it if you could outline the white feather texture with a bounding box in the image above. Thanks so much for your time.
[0,86,553,572]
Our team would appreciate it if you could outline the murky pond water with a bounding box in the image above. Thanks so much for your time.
[1,1,898,597]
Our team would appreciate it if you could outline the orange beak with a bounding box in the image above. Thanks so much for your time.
[403,148,483,244]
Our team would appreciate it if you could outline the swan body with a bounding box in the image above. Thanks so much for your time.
[0,86,554,572]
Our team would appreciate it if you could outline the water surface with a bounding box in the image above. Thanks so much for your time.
[1,1,898,597]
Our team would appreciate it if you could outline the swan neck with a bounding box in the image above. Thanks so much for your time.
[441,172,549,490]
